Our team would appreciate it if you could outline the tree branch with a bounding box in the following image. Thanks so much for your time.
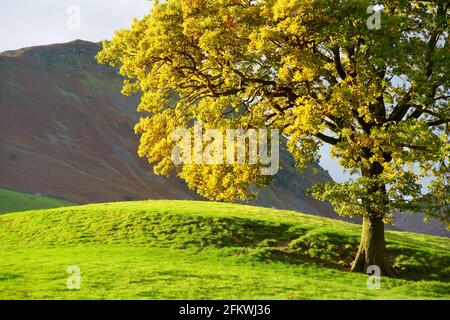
[315,132,342,145]
[332,47,347,80]
[428,118,450,127]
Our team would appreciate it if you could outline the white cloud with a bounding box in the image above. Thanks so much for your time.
[0,0,152,52]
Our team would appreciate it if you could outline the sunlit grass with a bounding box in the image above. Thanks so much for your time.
[0,200,448,299]
[0,188,72,214]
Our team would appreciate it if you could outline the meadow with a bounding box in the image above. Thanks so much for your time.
[0,200,448,299]
[0,188,72,214]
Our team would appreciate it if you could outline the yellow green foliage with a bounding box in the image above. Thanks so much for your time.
[97,0,449,226]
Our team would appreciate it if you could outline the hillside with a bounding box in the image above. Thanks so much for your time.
[0,201,448,299]
[0,40,334,217]
[0,188,71,214]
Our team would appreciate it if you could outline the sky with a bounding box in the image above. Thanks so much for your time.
[0,0,350,182]
[0,0,152,52]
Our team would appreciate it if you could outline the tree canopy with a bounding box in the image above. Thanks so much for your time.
[98,0,449,274]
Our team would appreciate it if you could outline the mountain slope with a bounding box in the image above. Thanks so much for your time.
[0,201,448,299]
[0,40,334,216]
[0,41,199,203]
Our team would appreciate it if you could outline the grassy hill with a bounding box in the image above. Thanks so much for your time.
[0,188,72,214]
[0,200,448,299]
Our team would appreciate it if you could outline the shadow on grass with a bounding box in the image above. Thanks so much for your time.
[0,272,23,281]
[388,245,450,282]
[191,216,450,282]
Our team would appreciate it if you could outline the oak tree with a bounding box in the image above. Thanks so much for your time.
[98,0,450,276]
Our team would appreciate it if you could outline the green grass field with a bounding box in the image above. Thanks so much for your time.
[0,200,448,299]
[0,188,72,214]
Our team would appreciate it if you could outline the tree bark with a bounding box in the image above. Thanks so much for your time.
[351,215,396,277]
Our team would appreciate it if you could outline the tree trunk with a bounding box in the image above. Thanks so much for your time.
[351,215,396,277]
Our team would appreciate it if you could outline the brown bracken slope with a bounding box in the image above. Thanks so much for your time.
[0,41,334,215]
